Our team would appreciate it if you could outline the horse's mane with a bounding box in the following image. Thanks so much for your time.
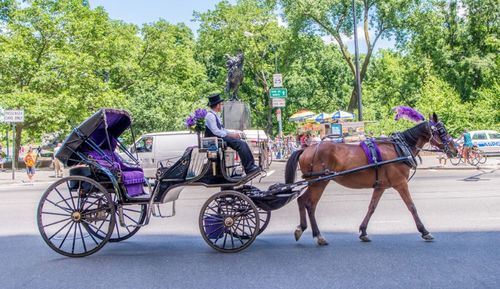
[398,121,431,148]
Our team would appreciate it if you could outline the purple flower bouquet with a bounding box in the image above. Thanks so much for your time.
[185,108,207,133]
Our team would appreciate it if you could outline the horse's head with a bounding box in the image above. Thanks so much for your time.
[428,113,458,157]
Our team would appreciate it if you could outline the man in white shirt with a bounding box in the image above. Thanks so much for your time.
[204,93,259,175]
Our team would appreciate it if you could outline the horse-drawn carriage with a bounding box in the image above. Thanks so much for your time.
[37,109,301,257]
[37,108,457,257]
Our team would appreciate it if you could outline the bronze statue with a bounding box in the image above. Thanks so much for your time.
[225,51,244,101]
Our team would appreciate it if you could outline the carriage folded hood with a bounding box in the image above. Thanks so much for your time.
[56,108,132,166]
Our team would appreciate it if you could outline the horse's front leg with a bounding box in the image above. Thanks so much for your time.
[306,182,329,246]
[394,183,434,241]
[359,188,385,242]
[294,194,308,241]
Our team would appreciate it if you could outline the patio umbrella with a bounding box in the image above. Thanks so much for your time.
[332,110,354,120]
[308,112,332,123]
[289,110,316,122]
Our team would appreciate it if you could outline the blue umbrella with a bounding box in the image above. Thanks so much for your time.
[308,112,332,122]
[332,110,354,120]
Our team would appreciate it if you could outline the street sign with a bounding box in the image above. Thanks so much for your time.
[269,88,287,98]
[273,74,283,87]
[0,107,4,122]
[3,110,24,123]
[271,98,286,108]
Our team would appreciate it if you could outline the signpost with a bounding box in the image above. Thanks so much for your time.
[271,98,286,108]
[276,108,283,138]
[2,110,24,180]
[273,74,283,87]
[269,88,287,98]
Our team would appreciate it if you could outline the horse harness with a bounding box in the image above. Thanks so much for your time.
[304,136,418,188]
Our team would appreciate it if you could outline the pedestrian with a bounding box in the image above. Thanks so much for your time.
[53,143,64,177]
[0,143,5,171]
[24,146,37,183]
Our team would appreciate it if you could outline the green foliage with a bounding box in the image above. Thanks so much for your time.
[0,0,497,149]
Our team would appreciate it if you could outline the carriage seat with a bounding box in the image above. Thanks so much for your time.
[86,150,145,197]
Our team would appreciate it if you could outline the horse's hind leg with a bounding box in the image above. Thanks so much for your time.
[394,183,434,241]
[294,194,308,241]
[359,188,385,242]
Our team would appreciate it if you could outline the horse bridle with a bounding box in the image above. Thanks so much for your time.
[428,121,453,155]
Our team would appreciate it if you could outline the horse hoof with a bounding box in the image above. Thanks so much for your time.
[422,233,434,241]
[315,236,329,246]
[359,235,371,242]
[294,228,303,241]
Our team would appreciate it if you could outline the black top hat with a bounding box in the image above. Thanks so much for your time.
[207,93,224,107]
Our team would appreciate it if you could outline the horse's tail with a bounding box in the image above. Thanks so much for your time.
[285,149,304,184]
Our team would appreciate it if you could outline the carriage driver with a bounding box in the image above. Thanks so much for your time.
[204,93,260,175]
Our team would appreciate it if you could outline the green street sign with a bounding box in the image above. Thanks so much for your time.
[269,88,287,98]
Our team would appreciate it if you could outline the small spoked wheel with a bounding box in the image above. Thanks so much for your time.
[199,191,260,253]
[86,193,147,243]
[37,176,115,257]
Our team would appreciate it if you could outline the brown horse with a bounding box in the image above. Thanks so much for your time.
[285,113,457,245]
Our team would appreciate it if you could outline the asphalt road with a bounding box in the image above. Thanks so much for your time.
[0,164,499,289]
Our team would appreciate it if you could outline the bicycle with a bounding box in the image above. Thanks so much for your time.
[449,145,483,166]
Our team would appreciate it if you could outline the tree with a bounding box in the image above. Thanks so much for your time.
[195,0,286,134]
[0,0,134,163]
[123,20,209,134]
[195,0,352,135]
[280,0,417,112]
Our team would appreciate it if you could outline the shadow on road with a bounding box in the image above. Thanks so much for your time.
[2,231,499,289]
[461,169,497,182]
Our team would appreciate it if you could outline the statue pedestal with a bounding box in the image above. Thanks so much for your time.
[223,101,251,130]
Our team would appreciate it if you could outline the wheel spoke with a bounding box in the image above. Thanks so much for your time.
[82,195,105,212]
[54,188,74,211]
[114,217,121,238]
[44,198,72,213]
[43,217,72,228]
[71,222,77,254]
[66,181,77,210]
[78,223,87,252]
[58,222,75,249]
[82,223,99,245]
[82,219,108,237]
[123,212,139,224]
[48,219,73,240]
[123,208,142,213]
[42,211,70,217]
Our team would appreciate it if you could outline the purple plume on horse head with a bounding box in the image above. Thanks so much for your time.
[393,106,425,123]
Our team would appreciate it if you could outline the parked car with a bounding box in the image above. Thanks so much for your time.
[469,130,500,155]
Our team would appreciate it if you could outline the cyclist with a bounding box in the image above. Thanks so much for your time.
[461,129,473,161]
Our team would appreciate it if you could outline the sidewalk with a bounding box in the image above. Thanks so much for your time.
[0,168,67,186]
[1,156,497,187]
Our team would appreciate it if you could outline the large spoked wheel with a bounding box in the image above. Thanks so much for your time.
[235,185,271,236]
[37,176,115,257]
[86,193,147,242]
[199,191,260,253]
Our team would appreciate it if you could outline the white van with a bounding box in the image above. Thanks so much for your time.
[129,131,198,178]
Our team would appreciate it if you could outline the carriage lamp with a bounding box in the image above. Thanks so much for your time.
[206,144,219,176]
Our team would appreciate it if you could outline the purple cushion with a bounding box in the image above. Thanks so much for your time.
[86,149,145,197]
[122,170,145,197]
